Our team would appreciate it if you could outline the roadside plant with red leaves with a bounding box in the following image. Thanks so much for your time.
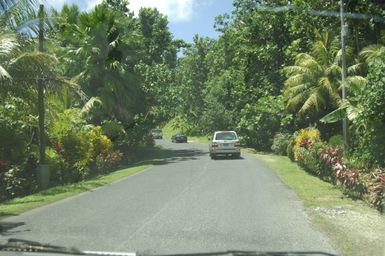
[368,169,385,212]
[96,149,123,174]
[55,142,62,154]
[0,159,7,171]
[319,146,365,197]
[294,128,321,161]
[300,138,309,148]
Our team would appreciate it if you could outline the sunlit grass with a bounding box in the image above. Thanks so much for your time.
[188,135,209,144]
[256,154,349,208]
[162,119,180,138]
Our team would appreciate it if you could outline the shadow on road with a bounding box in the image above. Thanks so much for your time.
[0,213,17,220]
[131,147,208,167]
[0,221,28,236]
[127,141,249,167]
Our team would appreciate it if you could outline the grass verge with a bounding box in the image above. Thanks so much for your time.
[255,153,385,256]
[0,164,150,219]
[188,135,209,144]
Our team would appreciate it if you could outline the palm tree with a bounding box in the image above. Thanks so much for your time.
[0,0,41,83]
[320,41,384,125]
[282,32,342,119]
[0,0,37,27]
[0,32,18,81]
[1,1,86,169]
[59,3,143,123]
[360,44,385,64]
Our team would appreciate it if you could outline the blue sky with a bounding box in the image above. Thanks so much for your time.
[46,0,235,43]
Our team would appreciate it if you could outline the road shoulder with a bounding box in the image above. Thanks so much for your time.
[254,153,385,256]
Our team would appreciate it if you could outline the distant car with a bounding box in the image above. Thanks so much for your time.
[151,129,163,139]
[171,134,188,143]
[209,131,241,159]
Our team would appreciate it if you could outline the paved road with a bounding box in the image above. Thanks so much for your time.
[0,140,337,255]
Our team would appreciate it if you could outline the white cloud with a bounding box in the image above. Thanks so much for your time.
[128,0,194,22]
[45,0,101,11]
[85,0,102,10]
[47,0,209,22]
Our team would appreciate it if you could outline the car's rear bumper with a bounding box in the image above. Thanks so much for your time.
[210,148,240,154]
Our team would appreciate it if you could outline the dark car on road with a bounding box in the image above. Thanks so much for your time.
[171,134,188,143]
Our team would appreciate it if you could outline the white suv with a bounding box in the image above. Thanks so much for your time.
[209,131,241,159]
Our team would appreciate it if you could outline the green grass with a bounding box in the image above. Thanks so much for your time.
[255,153,349,208]
[162,119,180,138]
[0,164,151,219]
[255,153,385,256]
[188,135,209,144]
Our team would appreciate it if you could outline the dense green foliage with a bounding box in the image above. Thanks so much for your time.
[352,49,385,167]
[271,133,292,156]
[0,0,179,201]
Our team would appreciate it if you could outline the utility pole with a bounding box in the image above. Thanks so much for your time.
[38,4,45,165]
[340,0,348,150]
[37,4,49,189]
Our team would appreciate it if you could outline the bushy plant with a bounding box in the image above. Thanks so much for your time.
[286,139,295,161]
[50,108,85,138]
[319,146,366,198]
[199,98,234,134]
[0,150,38,202]
[46,147,73,185]
[353,51,385,167]
[271,133,292,155]
[101,119,127,147]
[0,97,34,165]
[55,125,113,181]
[328,134,343,147]
[88,126,112,157]
[96,149,123,174]
[293,128,321,161]
[1,166,26,201]
[298,142,329,179]
[58,130,92,180]
[124,121,156,148]
[237,96,284,151]
[367,169,385,212]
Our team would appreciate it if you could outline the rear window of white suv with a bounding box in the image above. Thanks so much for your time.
[215,132,238,140]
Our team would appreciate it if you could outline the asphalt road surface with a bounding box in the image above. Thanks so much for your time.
[0,139,337,255]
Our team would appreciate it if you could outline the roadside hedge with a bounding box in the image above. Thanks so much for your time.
[271,133,292,156]
[1,119,124,203]
[280,128,384,212]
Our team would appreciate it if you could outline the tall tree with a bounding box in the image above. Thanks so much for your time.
[138,7,176,66]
